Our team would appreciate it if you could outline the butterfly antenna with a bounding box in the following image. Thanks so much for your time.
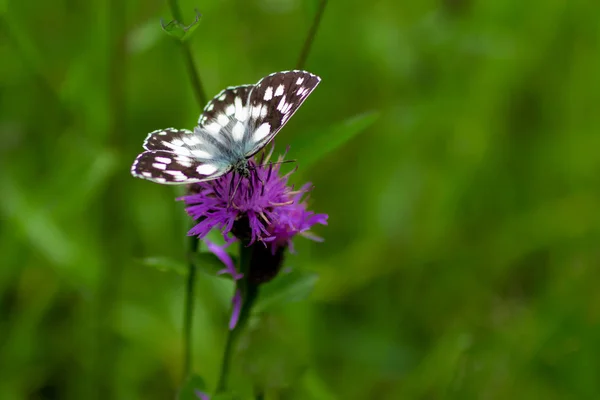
[260,159,297,168]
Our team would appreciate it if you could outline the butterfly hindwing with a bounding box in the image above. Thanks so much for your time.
[143,128,194,152]
[243,70,321,157]
[131,150,229,184]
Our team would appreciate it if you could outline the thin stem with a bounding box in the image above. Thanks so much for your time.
[181,44,208,109]
[165,0,208,383]
[296,0,328,70]
[183,235,199,378]
[216,242,259,392]
[166,0,208,109]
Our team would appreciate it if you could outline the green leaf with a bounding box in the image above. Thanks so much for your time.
[288,111,379,170]
[178,374,207,400]
[138,256,187,276]
[161,10,201,42]
[253,269,319,313]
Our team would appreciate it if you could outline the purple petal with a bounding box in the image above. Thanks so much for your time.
[205,240,242,280]
[194,390,210,400]
[229,290,242,330]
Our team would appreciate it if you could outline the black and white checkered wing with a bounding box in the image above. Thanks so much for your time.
[132,128,230,184]
[195,85,254,150]
[243,70,321,157]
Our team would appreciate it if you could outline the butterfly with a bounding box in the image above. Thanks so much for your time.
[131,70,321,184]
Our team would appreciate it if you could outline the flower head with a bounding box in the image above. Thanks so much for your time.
[180,150,327,251]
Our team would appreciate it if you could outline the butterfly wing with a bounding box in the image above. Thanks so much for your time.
[243,70,321,157]
[134,128,231,184]
[131,150,230,184]
[194,85,254,156]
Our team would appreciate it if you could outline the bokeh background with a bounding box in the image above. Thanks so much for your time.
[2,0,600,398]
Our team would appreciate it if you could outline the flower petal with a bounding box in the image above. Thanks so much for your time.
[206,240,243,280]
[229,290,242,330]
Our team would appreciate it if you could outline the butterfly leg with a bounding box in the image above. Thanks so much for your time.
[227,170,237,209]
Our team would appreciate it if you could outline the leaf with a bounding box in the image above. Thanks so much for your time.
[178,374,207,400]
[138,256,187,275]
[161,9,202,42]
[253,269,319,313]
[288,112,379,170]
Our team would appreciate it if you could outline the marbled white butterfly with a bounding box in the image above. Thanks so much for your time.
[131,70,321,184]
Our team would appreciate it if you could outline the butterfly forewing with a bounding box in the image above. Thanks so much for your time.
[243,70,321,157]
[131,150,229,184]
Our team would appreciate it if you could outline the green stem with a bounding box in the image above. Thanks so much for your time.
[183,235,199,378]
[296,0,328,70]
[165,0,208,383]
[166,0,208,109]
[216,242,259,392]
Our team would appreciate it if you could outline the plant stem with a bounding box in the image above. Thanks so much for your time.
[165,0,208,383]
[216,242,259,392]
[183,235,199,378]
[296,0,328,70]
[166,0,208,109]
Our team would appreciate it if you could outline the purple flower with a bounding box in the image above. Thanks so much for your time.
[180,150,327,251]
[186,149,327,330]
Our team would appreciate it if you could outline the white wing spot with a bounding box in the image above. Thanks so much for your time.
[191,149,212,159]
[225,104,235,116]
[176,157,193,168]
[165,170,185,176]
[277,97,287,111]
[251,105,262,119]
[253,123,271,142]
[260,107,267,118]
[196,164,218,175]
[264,86,273,101]
[217,113,229,127]
[232,122,245,141]
[218,93,227,101]
[142,171,152,177]
[155,156,172,164]
[152,163,167,170]
[296,77,304,85]
[154,177,166,183]
[205,123,222,135]
[171,139,184,147]
[234,97,248,122]
[164,142,191,155]
[297,87,308,96]
[206,103,214,111]
[183,136,201,146]
[274,84,284,97]
[283,102,293,114]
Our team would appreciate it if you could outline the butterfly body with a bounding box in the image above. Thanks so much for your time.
[131,70,321,185]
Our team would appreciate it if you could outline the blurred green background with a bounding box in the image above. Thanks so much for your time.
[2,0,600,398]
